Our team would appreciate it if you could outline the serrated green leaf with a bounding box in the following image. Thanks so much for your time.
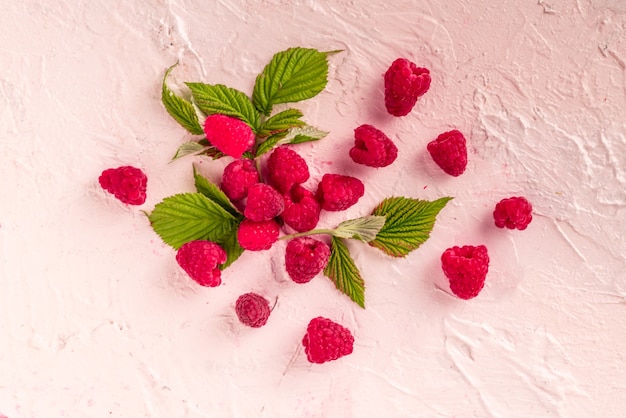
[148,193,240,249]
[369,196,452,257]
[186,83,260,131]
[255,131,289,157]
[193,167,242,218]
[332,215,386,242]
[253,47,329,115]
[257,108,304,137]
[171,141,207,161]
[217,229,245,270]
[161,64,205,135]
[287,125,328,144]
[323,237,365,308]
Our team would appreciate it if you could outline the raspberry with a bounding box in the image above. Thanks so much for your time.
[316,174,365,211]
[285,237,330,284]
[221,159,259,201]
[350,124,398,168]
[203,114,255,159]
[493,196,533,230]
[281,185,321,232]
[175,240,227,287]
[384,58,431,117]
[427,130,468,177]
[266,146,310,193]
[441,245,490,300]
[244,183,284,222]
[302,317,354,364]
[237,219,280,251]
[99,166,147,205]
[235,293,271,328]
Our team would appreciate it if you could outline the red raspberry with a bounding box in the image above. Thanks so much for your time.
[203,114,255,159]
[384,58,431,117]
[237,219,280,251]
[99,166,148,205]
[441,245,490,300]
[285,237,330,284]
[493,196,533,230]
[350,124,398,168]
[427,130,468,177]
[221,159,259,201]
[244,183,284,222]
[235,292,271,328]
[281,185,321,232]
[316,174,365,211]
[175,240,227,287]
[302,317,354,364]
[266,146,310,193]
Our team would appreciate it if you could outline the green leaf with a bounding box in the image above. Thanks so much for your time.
[369,196,453,257]
[193,166,242,218]
[161,64,205,135]
[257,108,304,137]
[199,146,225,160]
[286,125,328,144]
[253,47,329,115]
[148,193,240,249]
[323,237,365,308]
[171,141,207,161]
[186,83,260,131]
[255,131,289,157]
[218,230,245,270]
[332,215,386,242]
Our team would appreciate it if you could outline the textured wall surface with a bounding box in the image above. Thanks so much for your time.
[1,0,625,417]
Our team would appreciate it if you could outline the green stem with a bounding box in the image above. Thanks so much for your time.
[280,228,336,240]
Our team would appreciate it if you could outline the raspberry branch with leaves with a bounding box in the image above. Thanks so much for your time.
[151,47,451,309]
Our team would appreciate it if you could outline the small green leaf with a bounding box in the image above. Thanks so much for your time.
[186,83,260,131]
[253,47,329,115]
[323,237,365,308]
[148,193,240,249]
[171,141,207,161]
[287,125,329,145]
[199,146,225,160]
[218,230,245,270]
[193,166,242,218]
[257,108,305,137]
[369,196,453,257]
[255,131,289,157]
[161,64,205,135]
[332,215,386,242]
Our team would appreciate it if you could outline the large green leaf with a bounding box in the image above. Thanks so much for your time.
[186,83,260,131]
[253,47,329,115]
[369,197,452,257]
[148,193,240,250]
[193,167,242,218]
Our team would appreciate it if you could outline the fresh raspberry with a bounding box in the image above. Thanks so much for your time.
[285,237,330,284]
[244,183,284,222]
[175,240,227,287]
[427,130,468,177]
[203,114,255,159]
[237,219,280,251]
[493,196,533,230]
[350,124,398,168]
[316,174,365,211]
[281,185,321,232]
[99,166,147,205]
[235,292,271,328]
[221,159,259,201]
[441,245,490,300]
[302,317,354,364]
[266,146,310,193]
[384,58,431,117]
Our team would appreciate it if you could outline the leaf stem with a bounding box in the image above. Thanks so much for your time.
[280,228,336,240]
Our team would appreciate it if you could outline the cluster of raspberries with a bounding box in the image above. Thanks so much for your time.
[99,55,534,363]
